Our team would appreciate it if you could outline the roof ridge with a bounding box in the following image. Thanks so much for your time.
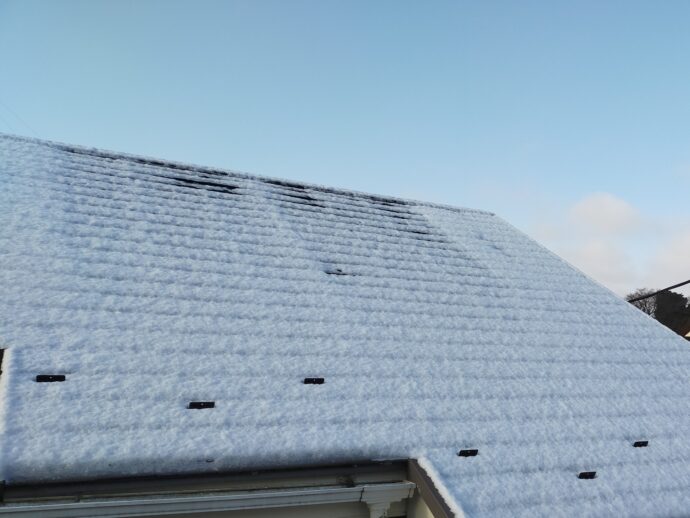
[0,131,493,217]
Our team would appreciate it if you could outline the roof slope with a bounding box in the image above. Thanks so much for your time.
[2,133,690,517]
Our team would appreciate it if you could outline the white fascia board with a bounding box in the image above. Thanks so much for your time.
[0,481,416,517]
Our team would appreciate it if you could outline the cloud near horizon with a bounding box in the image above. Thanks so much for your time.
[568,192,641,235]
[533,192,689,297]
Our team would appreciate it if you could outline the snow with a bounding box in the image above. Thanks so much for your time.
[2,132,690,516]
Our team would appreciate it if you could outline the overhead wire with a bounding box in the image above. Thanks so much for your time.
[628,279,690,302]
[0,106,17,133]
[0,97,39,137]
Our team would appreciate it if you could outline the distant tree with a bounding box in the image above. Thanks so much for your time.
[626,288,690,337]
[625,288,656,316]
[655,291,690,335]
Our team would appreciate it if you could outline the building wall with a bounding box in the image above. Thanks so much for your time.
[154,499,408,518]
[154,502,369,518]
[406,488,437,518]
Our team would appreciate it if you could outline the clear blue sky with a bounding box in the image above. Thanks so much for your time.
[1,0,689,294]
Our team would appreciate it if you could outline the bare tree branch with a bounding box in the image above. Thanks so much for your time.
[626,288,656,316]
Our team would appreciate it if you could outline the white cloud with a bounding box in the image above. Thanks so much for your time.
[568,192,640,235]
[532,192,643,296]
[527,191,689,298]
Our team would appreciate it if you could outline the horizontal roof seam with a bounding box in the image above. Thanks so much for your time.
[18,390,690,404]
[12,319,660,340]
[12,384,690,400]
[0,299,645,329]
[12,338,679,366]
[40,341,673,354]
[426,431,688,451]
[3,283,633,319]
[4,300,642,331]
[11,407,690,435]
[16,365,681,380]
[463,459,690,483]
[476,470,690,513]
[10,419,688,442]
[21,333,660,352]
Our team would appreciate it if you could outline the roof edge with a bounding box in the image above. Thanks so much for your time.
[0,132,494,217]
[1,459,409,502]
[409,458,464,518]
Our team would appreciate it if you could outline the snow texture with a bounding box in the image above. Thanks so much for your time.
[2,133,690,517]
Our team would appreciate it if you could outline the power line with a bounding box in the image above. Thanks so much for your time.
[0,98,39,137]
[628,279,690,303]
[0,109,17,133]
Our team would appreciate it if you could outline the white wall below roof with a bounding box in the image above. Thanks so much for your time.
[0,498,425,518]
[154,499,408,518]
[151,494,435,518]
[0,483,418,518]
[150,495,435,518]
[0,502,397,518]
[406,488,437,518]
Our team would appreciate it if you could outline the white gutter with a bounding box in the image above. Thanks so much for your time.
[0,481,416,518]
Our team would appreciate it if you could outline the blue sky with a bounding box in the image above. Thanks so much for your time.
[1,0,689,295]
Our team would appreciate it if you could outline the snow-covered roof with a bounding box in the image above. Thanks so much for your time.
[2,133,690,517]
